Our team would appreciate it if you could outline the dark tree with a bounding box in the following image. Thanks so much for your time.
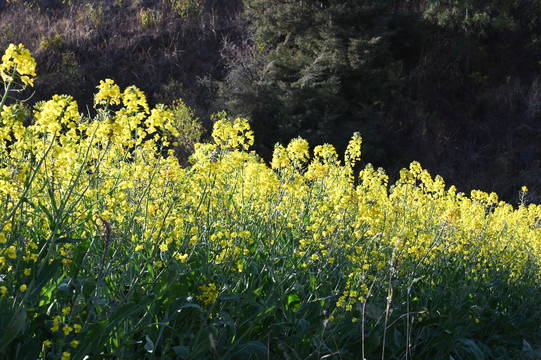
[221,0,403,161]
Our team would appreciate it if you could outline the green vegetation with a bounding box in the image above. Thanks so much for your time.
[1,44,541,360]
[0,2,541,358]
[220,0,541,201]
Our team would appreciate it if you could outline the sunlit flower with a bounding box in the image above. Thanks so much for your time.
[197,283,218,305]
[94,79,121,106]
[1,44,36,86]
[63,324,73,336]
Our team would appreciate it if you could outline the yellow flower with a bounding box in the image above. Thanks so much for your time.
[313,143,338,164]
[74,324,82,333]
[43,340,52,348]
[0,286,7,296]
[175,253,189,263]
[19,284,27,292]
[159,243,168,252]
[63,324,73,336]
[94,79,121,106]
[122,85,149,113]
[271,144,290,170]
[344,132,362,167]
[62,307,71,315]
[61,351,71,360]
[7,246,16,259]
[1,44,36,86]
[71,340,80,348]
[51,316,61,332]
[197,283,218,305]
[211,115,254,150]
[286,137,310,166]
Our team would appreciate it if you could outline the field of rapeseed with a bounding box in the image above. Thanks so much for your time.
[0,44,540,360]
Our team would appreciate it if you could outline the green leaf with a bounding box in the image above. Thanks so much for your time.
[46,185,58,215]
[27,259,61,302]
[70,241,89,278]
[104,295,156,334]
[213,311,236,339]
[522,339,533,353]
[71,320,107,360]
[0,308,27,353]
[173,346,190,358]
[56,237,84,244]
[187,339,211,360]
[144,335,155,353]
[37,200,54,229]
[286,293,300,313]
[57,277,72,293]
[11,337,41,360]
[456,338,487,360]
[230,341,268,360]
[310,275,317,292]
[178,302,203,312]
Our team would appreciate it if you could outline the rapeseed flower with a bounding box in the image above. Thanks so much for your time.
[197,283,218,305]
[0,43,540,357]
[94,79,121,106]
[63,324,73,336]
[0,44,36,86]
[51,316,61,332]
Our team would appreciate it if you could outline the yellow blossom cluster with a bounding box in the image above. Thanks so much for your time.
[197,283,218,305]
[0,43,36,86]
[0,44,540,356]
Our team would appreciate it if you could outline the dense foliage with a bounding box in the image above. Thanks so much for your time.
[221,0,401,161]
[1,44,541,359]
[220,0,541,201]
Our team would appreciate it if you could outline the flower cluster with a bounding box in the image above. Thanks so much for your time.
[0,43,36,86]
[0,44,540,358]
[197,283,218,305]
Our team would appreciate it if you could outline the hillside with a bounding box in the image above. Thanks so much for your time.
[0,0,540,203]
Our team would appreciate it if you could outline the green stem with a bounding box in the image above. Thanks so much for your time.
[0,67,16,109]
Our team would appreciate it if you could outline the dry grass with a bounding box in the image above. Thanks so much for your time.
[0,0,244,121]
